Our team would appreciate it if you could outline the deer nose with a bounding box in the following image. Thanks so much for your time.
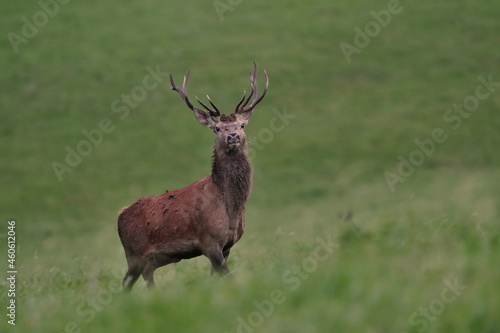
[227,133,240,143]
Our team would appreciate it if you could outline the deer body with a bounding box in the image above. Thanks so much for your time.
[118,63,268,290]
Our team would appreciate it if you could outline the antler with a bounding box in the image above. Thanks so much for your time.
[235,61,269,114]
[170,71,220,118]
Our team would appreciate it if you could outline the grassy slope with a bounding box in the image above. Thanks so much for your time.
[1,0,499,332]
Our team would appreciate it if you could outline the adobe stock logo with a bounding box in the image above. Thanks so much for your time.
[384,73,500,192]
[7,0,71,54]
[51,64,169,182]
[213,0,244,21]
[401,278,466,333]
[55,269,124,333]
[340,0,404,64]
[247,106,296,160]
[230,234,338,333]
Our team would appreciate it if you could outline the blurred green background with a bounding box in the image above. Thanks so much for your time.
[1,0,499,332]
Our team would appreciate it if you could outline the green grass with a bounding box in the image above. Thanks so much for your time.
[1,0,500,332]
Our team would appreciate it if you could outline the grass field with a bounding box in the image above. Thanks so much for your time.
[1,0,500,332]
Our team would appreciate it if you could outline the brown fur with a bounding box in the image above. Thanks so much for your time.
[219,114,237,123]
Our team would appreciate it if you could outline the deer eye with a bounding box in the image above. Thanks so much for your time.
[241,123,246,129]
[215,127,220,132]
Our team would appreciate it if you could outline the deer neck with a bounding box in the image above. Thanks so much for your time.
[211,145,252,224]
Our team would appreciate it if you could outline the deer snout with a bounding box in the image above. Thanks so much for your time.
[227,133,240,144]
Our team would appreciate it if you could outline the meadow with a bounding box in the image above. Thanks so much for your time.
[1,0,499,332]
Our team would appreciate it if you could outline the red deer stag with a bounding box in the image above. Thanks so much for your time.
[118,62,269,290]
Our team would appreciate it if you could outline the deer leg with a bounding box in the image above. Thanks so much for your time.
[210,249,231,276]
[122,257,145,291]
[223,249,231,261]
[142,254,178,288]
[206,247,230,276]
[142,264,156,289]
[141,255,161,289]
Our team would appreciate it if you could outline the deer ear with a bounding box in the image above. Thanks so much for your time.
[193,109,215,127]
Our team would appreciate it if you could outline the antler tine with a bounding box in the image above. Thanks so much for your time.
[182,71,189,91]
[234,89,247,113]
[195,96,220,117]
[206,95,221,116]
[238,88,254,113]
[170,72,195,111]
[170,71,219,117]
[236,61,269,114]
[249,69,268,107]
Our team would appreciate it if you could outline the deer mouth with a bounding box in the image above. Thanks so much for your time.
[227,142,241,150]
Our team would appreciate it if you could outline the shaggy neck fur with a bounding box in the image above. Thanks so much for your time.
[211,142,252,223]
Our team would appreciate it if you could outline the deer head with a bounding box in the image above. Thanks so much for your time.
[169,62,269,153]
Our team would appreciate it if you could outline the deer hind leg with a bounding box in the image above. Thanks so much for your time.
[206,247,231,276]
[142,254,179,289]
[142,263,156,289]
[122,257,146,291]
